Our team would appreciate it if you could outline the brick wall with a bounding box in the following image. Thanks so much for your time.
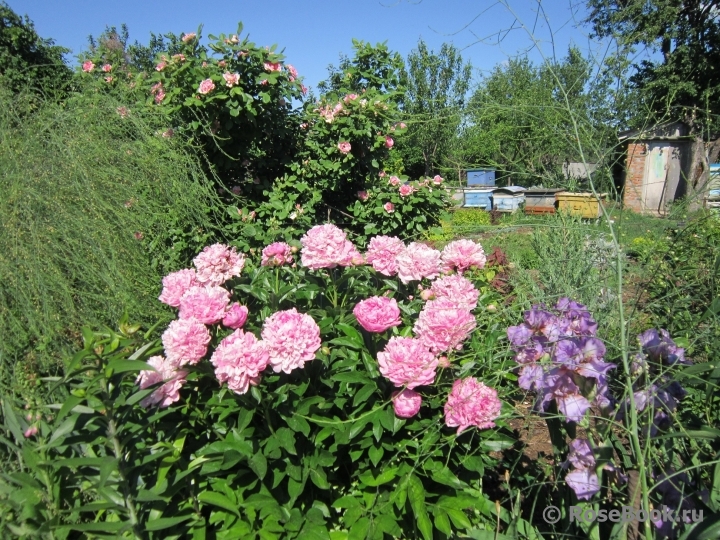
[623,142,646,212]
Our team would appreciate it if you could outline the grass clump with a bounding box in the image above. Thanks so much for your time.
[0,87,221,368]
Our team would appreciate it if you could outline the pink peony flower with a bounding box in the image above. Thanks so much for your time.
[101,64,112,72]
[396,242,442,284]
[385,136,394,148]
[357,190,369,201]
[222,303,249,329]
[159,268,199,307]
[300,224,358,270]
[136,355,188,408]
[365,235,405,276]
[211,329,269,395]
[392,389,422,418]
[264,62,282,72]
[378,337,437,389]
[441,239,487,273]
[24,426,39,438]
[155,61,167,71]
[198,78,215,95]
[429,274,479,310]
[384,202,395,213]
[389,175,400,186]
[182,32,196,42]
[262,309,321,374]
[223,72,240,87]
[261,242,294,267]
[414,298,477,354]
[338,141,351,154]
[433,175,444,185]
[399,184,413,197]
[82,60,95,72]
[162,318,210,366]
[353,296,401,333]
[193,244,245,286]
[178,285,230,324]
[444,377,501,433]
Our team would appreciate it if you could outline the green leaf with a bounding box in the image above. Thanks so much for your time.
[145,515,193,531]
[433,509,453,536]
[310,467,331,489]
[286,415,311,436]
[329,337,362,350]
[106,359,153,374]
[358,467,397,487]
[249,451,268,480]
[368,446,384,467]
[198,491,241,517]
[431,466,469,490]
[276,427,297,455]
[348,517,370,540]
[407,474,433,540]
[332,496,362,509]
[352,384,376,407]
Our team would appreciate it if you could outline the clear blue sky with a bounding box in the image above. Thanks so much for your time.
[9,0,605,92]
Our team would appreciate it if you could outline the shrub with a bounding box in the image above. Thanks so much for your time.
[451,208,492,230]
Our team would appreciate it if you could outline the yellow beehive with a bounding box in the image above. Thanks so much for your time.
[555,192,606,219]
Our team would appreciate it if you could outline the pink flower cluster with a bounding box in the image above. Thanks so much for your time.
[414,298,476,354]
[264,62,282,72]
[300,224,360,270]
[193,244,245,286]
[261,242,294,267]
[441,239,487,274]
[137,356,188,408]
[338,141,351,154]
[353,296,401,333]
[365,235,405,276]
[399,184,413,197]
[262,308,321,374]
[82,61,95,72]
[223,72,240,87]
[444,377,501,434]
[211,329,269,394]
[286,64,298,81]
[377,337,438,389]
[396,242,442,284]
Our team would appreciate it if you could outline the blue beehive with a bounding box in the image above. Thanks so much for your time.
[492,186,526,212]
[709,164,720,200]
[467,169,496,186]
[463,188,493,209]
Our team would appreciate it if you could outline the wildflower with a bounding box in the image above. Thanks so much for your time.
[116,106,129,118]
[104,76,114,83]
[393,389,422,418]
[198,78,215,94]
[377,337,437,389]
[444,377,501,433]
[262,309,321,374]
[24,426,39,438]
[353,296,402,333]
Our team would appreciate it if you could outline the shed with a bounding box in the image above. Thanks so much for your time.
[618,122,694,215]
[492,186,526,213]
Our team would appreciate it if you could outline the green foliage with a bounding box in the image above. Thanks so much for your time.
[451,208,492,230]
[0,89,220,364]
[0,2,72,100]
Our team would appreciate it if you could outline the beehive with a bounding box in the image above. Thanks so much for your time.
[524,188,562,214]
[556,192,606,219]
[492,186,526,213]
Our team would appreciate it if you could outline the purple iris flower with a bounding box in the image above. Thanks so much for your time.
[566,468,600,501]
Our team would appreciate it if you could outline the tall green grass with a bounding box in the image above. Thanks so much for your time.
[0,86,221,368]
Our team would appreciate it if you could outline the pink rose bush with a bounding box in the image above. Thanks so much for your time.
[353,296,401,332]
[399,184,413,197]
[198,78,215,94]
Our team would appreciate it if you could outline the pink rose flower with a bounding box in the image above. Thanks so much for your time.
[353,296,401,333]
[218,60,227,68]
[223,303,249,329]
[441,239,487,274]
[385,136,394,148]
[162,318,210,366]
[198,78,216,95]
[260,79,268,86]
[389,176,400,186]
[136,355,188,408]
[357,190,369,201]
[343,93,358,103]
[433,175,444,185]
[300,224,358,270]
[182,33,196,42]
[193,244,245,286]
[159,268,199,307]
[262,308,321,374]
[338,141,351,154]
[399,184,413,197]
[286,64,298,81]
[261,242,294,267]
[379,171,387,178]
[155,61,167,71]
[399,122,407,129]
[444,378,501,433]
[396,242,442,284]
[178,284,232,325]
[172,53,186,62]
[264,62,282,72]
[377,337,437,389]
[384,202,395,213]
[392,389,422,418]
[301,84,308,95]
[429,274,479,310]
[104,76,113,83]
[101,64,112,73]
[413,298,477,354]
[82,60,95,72]
[365,235,405,276]
[211,329,269,395]
[223,72,240,87]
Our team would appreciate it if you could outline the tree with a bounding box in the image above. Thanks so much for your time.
[0,2,71,98]
[400,39,472,178]
[587,0,720,184]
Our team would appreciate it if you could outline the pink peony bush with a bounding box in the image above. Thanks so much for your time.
[193,244,245,286]
[377,336,438,389]
[413,298,477,354]
[300,224,358,270]
[211,329,269,395]
[441,239,487,274]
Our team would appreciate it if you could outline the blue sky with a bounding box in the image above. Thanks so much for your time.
[10,0,606,92]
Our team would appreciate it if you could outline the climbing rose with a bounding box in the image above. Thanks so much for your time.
[182,32,196,42]
[396,242,442,284]
[357,190,369,201]
[389,176,400,186]
[162,318,210,366]
[136,355,188,408]
[353,296,401,333]
[377,337,437,389]
[429,274,479,311]
[441,239,487,273]
[262,309,321,374]
[300,224,358,270]
[155,61,167,71]
[383,202,395,213]
[211,329,269,395]
[385,136,394,148]
[82,60,95,72]
[178,285,230,324]
[338,141,351,154]
[393,389,422,418]
[223,303,249,329]
[261,242,294,267]
[365,235,405,276]
[414,298,477,353]
[193,244,245,286]
[101,64,112,72]
[444,377,501,434]
[159,268,198,307]
[433,175,444,185]
[286,64,298,81]
[399,184,413,197]
[223,72,240,87]
[198,78,215,94]
[264,62,282,71]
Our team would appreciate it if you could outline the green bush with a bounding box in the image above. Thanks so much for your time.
[450,208,491,231]
[0,89,220,365]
